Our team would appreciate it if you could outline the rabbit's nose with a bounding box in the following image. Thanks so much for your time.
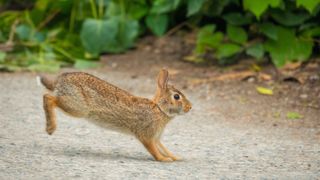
[184,105,192,112]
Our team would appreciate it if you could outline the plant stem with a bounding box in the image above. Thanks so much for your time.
[98,0,104,19]
[69,0,76,32]
[89,0,98,19]
[119,0,126,20]
[25,10,35,29]
[7,19,19,45]
[52,45,74,62]
[37,10,60,31]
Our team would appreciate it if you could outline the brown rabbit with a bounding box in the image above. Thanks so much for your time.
[40,69,192,162]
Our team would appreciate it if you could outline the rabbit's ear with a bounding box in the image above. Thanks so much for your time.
[157,69,169,90]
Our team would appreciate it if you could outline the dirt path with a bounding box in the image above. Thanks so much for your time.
[0,67,319,179]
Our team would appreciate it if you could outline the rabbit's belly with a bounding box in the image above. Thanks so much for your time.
[86,114,133,135]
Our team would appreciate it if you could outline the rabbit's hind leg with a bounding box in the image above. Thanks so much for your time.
[43,94,57,135]
[55,96,88,118]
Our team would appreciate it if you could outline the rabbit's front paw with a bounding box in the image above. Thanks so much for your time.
[169,155,182,161]
[157,157,174,162]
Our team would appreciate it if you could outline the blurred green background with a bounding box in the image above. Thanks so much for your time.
[0,0,319,72]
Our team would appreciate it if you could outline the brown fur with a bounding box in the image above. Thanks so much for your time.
[41,69,192,162]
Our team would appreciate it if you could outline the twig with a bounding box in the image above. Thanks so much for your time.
[291,102,320,110]
[36,10,60,31]
[300,37,320,44]
[7,19,19,45]
[164,21,189,37]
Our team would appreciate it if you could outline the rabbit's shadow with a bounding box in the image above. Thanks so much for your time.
[59,147,151,162]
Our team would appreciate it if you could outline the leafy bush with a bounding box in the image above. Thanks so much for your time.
[0,0,319,71]
[190,0,320,67]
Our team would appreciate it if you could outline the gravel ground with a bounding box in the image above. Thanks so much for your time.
[0,70,319,179]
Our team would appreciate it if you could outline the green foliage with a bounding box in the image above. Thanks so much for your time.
[223,13,253,26]
[286,112,303,119]
[246,43,264,59]
[74,59,100,69]
[145,14,168,36]
[194,24,244,63]
[270,9,311,26]
[227,25,248,44]
[191,0,319,67]
[80,18,117,56]
[0,51,6,62]
[296,0,320,13]
[243,0,282,19]
[264,25,313,67]
[105,18,139,53]
[216,43,242,59]
[187,0,205,17]
[151,0,181,14]
[0,0,319,71]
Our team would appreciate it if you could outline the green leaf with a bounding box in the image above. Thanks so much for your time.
[187,0,205,16]
[302,27,320,37]
[216,43,242,59]
[32,32,46,43]
[286,112,303,119]
[104,18,139,53]
[80,18,118,55]
[204,32,224,48]
[127,2,149,19]
[270,9,310,26]
[195,32,223,54]
[198,25,217,39]
[195,25,224,54]
[264,26,313,67]
[151,0,181,14]
[259,23,278,40]
[227,25,248,44]
[0,30,5,42]
[74,59,100,69]
[105,2,121,18]
[146,14,169,36]
[0,51,6,62]
[15,24,32,41]
[256,86,273,95]
[296,0,320,13]
[243,0,281,19]
[223,13,252,26]
[202,0,238,17]
[246,43,264,59]
[196,25,224,47]
[27,63,61,72]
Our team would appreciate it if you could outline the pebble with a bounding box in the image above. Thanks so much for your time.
[299,94,308,99]
[247,77,255,83]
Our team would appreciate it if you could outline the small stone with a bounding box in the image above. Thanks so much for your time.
[299,94,308,99]
[309,74,319,82]
[154,49,160,54]
[111,62,117,68]
[131,75,138,79]
[247,77,255,83]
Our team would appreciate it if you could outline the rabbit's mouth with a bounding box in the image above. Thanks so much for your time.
[168,107,186,116]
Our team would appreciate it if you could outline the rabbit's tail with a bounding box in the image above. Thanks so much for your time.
[37,75,56,91]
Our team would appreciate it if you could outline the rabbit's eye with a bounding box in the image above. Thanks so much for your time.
[173,94,180,100]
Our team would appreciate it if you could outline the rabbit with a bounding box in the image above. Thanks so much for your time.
[40,69,192,162]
